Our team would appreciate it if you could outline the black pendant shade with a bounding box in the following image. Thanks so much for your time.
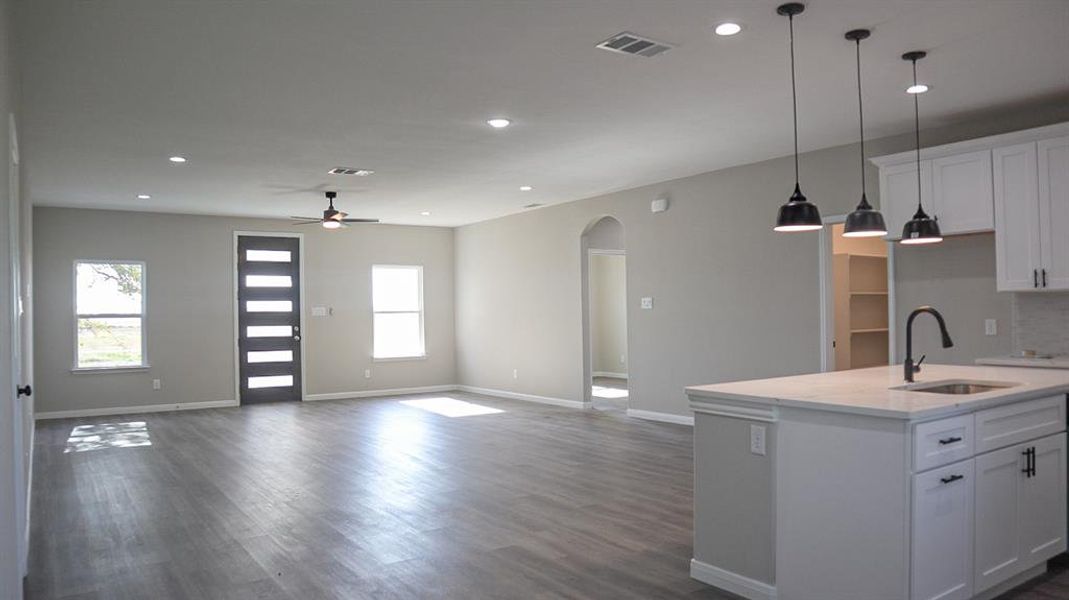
[899,50,942,245]
[842,28,887,238]
[776,183,822,232]
[774,3,822,232]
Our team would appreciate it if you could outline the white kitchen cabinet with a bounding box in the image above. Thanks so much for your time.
[993,143,1042,291]
[974,432,1067,593]
[880,160,932,240]
[912,460,974,600]
[1038,136,1069,290]
[994,136,1069,291]
[931,150,994,235]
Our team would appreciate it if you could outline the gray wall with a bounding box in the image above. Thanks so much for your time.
[33,207,455,414]
[893,233,1012,364]
[455,101,1069,417]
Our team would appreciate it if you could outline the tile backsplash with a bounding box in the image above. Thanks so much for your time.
[1013,292,1069,356]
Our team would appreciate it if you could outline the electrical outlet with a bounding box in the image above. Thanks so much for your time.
[152,379,161,391]
[985,319,997,336]
[750,424,766,456]
[619,354,626,365]
[641,297,653,310]
[364,369,371,379]
[513,369,518,379]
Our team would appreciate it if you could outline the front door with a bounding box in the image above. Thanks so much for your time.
[237,235,302,404]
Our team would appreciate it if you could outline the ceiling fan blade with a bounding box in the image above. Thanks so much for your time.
[290,216,321,220]
[292,221,324,226]
[340,218,380,223]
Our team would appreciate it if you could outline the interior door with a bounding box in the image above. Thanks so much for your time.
[237,235,302,404]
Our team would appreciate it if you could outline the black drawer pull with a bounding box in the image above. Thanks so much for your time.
[938,436,963,445]
[940,474,964,485]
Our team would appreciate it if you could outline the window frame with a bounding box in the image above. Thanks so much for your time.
[371,264,426,361]
[72,259,149,372]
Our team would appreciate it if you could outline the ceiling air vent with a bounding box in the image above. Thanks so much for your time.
[327,167,375,176]
[596,32,673,58]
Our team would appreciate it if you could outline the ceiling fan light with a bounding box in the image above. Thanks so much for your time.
[322,220,342,230]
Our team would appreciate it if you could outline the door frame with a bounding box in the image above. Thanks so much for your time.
[584,247,627,405]
[232,231,306,403]
[818,214,897,371]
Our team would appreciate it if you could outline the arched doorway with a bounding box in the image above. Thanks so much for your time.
[580,216,628,412]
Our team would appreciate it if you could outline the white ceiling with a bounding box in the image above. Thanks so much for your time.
[17,0,1069,227]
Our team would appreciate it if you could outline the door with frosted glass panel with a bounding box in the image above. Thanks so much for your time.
[237,236,302,403]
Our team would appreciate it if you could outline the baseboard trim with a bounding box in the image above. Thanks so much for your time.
[456,385,586,409]
[304,385,456,402]
[627,409,694,426]
[690,559,776,600]
[593,371,628,379]
[35,399,239,420]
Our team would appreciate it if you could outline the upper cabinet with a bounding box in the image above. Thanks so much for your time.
[994,135,1069,291]
[873,123,1069,292]
[876,150,993,241]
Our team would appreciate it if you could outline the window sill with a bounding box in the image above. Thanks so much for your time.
[373,355,427,363]
[71,365,151,374]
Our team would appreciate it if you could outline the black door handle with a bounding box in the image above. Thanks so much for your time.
[1022,447,1035,478]
[938,436,963,445]
[1034,269,1039,288]
[940,474,964,485]
[1042,269,1047,287]
[16,384,31,397]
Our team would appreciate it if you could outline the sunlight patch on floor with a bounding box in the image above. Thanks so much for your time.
[400,397,504,418]
[591,386,629,399]
[65,421,152,453]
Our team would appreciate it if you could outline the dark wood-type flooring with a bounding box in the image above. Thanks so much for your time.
[26,391,1069,599]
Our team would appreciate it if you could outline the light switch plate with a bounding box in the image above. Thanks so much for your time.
[152,379,161,391]
[984,319,997,336]
[641,297,653,310]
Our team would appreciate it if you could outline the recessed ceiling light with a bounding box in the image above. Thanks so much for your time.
[714,22,743,36]
[906,83,929,94]
[136,194,151,200]
[519,185,533,191]
[421,211,431,216]
[486,118,512,129]
[168,156,187,163]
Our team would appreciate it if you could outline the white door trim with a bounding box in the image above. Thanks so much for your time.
[232,231,306,403]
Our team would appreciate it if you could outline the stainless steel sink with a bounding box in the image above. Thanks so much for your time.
[894,380,1018,395]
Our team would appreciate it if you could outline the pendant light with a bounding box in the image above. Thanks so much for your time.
[899,51,943,245]
[842,29,887,238]
[774,3,822,232]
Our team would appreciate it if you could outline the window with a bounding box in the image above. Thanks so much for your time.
[372,265,424,359]
[74,261,146,369]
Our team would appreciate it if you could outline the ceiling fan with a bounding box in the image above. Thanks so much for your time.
[290,191,379,229]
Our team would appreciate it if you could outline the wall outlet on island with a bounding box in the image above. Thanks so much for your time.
[513,369,518,379]
[364,369,371,379]
[750,424,766,456]
[152,379,161,391]
[985,319,997,336]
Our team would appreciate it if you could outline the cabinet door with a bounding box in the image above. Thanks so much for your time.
[1038,136,1069,290]
[973,443,1024,593]
[912,460,974,600]
[993,143,1042,291]
[932,150,994,235]
[1019,433,1067,564]
[880,160,932,241]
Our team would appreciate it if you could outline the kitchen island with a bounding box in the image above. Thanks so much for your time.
[687,364,1069,600]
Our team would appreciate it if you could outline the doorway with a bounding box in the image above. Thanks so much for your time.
[236,234,304,404]
[581,216,628,412]
[825,222,889,371]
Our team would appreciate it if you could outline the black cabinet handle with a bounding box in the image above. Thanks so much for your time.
[1022,447,1036,478]
[1042,269,1047,287]
[16,384,31,398]
[938,436,963,445]
[940,474,964,485]
[1034,269,1039,288]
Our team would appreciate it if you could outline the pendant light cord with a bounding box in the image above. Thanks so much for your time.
[855,39,866,197]
[789,13,799,185]
[912,59,922,212]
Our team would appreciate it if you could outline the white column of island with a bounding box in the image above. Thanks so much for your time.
[687,364,1069,600]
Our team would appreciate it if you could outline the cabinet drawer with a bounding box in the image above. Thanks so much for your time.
[975,396,1066,454]
[914,414,975,472]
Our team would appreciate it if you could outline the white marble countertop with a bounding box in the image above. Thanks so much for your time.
[686,364,1069,420]
[975,355,1069,369]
